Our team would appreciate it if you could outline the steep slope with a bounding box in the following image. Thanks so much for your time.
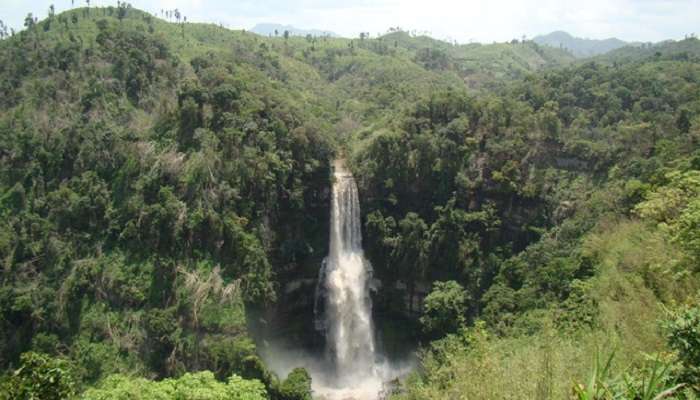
[353,38,700,400]
[0,6,336,391]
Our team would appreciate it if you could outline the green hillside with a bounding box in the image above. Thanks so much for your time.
[383,30,575,89]
[594,37,700,65]
[1,4,699,400]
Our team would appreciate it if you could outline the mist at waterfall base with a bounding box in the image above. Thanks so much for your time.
[260,160,414,400]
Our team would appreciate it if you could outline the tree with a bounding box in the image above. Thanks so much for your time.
[1,352,76,400]
[177,81,206,149]
[539,100,561,140]
[24,13,35,29]
[394,212,428,313]
[420,281,469,337]
[211,83,240,129]
[274,368,312,400]
[674,198,700,262]
[117,2,127,23]
[663,298,700,385]
[677,109,691,134]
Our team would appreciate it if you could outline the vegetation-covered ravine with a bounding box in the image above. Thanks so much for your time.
[1,3,699,399]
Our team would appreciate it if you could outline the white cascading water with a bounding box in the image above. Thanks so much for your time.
[261,159,411,400]
[314,159,380,397]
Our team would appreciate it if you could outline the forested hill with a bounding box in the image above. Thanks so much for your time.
[533,31,629,57]
[1,4,700,400]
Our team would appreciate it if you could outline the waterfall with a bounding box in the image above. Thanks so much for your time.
[315,159,377,386]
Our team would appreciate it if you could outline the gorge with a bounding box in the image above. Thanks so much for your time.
[1,4,699,400]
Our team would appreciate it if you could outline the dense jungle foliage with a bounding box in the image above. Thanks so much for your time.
[0,3,699,399]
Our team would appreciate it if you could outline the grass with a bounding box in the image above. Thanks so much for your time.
[394,218,700,400]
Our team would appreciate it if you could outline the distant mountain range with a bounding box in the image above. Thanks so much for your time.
[249,26,639,57]
[533,31,633,57]
[250,23,338,38]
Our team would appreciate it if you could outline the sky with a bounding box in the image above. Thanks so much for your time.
[1,0,698,43]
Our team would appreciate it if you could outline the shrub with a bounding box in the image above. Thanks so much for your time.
[420,281,468,337]
[273,367,312,400]
[663,297,700,386]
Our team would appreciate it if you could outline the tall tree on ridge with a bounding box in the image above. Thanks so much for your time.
[24,13,35,29]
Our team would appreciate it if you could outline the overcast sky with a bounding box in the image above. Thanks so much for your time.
[1,0,698,43]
